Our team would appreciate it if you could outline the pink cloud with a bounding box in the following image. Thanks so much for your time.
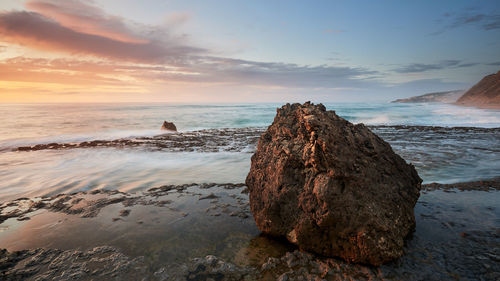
[26,0,147,44]
[0,11,203,63]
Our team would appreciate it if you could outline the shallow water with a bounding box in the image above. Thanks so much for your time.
[0,149,251,199]
[0,185,292,280]
[0,103,499,202]
[0,185,498,280]
[0,185,289,269]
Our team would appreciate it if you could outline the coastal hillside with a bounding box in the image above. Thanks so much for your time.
[392,90,464,103]
[456,71,500,109]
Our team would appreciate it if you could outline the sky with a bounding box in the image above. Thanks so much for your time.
[0,0,499,103]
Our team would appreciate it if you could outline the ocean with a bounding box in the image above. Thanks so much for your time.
[0,102,499,202]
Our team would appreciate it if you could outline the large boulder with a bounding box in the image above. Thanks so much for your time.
[246,102,421,265]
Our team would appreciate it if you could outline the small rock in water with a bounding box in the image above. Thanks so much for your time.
[246,102,422,265]
[161,121,177,131]
[199,193,219,200]
[119,209,131,217]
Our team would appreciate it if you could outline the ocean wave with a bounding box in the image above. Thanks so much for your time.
[429,104,500,126]
[329,103,500,128]
[354,114,391,125]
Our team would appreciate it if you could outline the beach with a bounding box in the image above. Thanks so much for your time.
[0,103,499,280]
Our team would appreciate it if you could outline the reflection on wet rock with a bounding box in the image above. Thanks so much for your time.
[0,181,499,280]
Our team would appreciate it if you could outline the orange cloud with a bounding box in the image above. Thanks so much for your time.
[0,58,118,85]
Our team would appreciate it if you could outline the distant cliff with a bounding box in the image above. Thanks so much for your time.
[391,90,464,104]
[456,71,500,109]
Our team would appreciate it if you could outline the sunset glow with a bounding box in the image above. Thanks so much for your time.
[0,0,499,102]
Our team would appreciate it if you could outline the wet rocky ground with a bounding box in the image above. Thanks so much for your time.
[0,179,499,281]
[11,126,500,155]
[1,125,499,280]
[12,127,265,153]
[369,126,500,182]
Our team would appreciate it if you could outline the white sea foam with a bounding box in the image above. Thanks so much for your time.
[328,102,500,127]
[429,104,500,127]
[354,114,391,125]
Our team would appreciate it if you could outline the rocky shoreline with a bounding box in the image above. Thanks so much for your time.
[1,117,499,280]
[9,126,499,153]
[1,179,499,280]
[1,179,498,226]
[11,127,265,153]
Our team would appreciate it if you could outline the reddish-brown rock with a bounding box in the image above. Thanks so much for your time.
[456,70,500,109]
[161,121,177,131]
[246,102,422,265]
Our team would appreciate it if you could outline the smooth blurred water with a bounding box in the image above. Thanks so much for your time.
[0,102,498,202]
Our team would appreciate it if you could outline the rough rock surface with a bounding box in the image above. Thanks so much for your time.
[156,255,259,280]
[161,120,177,131]
[0,246,147,280]
[456,70,500,109]
[13,127,263,153]
[246,102,422,265]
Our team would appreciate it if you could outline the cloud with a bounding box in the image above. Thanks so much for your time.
[1,56,474,103]
[389,78,467,91]
[451,13,500,30]
[0,11,203,63]
[164,12,191,26]
[432,10,500,34]
[0,0,381,92]
[0,57,131,85]
[136,56,380,88]
[0,55,381,91]
[456,62,479,68]
[382,78,469,102]
[393,60,477,73]
[25,0,147,43]
[393,63,443,73]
